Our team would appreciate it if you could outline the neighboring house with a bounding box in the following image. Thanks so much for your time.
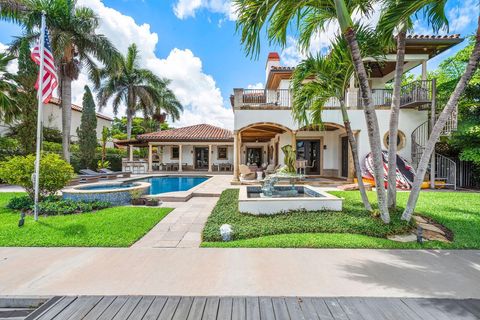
[117,34,463,187]
[0,98,113,142]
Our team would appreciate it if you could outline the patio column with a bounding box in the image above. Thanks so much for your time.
[291,130,297,150]
[208,144,212,172]
[233,131,240,182]
[129,145,133,161]
[178,144,183,172]
[148,143,153,172]
[421,60,427,81]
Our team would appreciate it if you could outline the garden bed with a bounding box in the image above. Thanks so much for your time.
[202,189,480,249]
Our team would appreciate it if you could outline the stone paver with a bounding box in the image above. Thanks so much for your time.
[132,197,219,248]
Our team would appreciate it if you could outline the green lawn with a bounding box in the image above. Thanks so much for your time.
[0,193,172,247]
[202,189,480,249]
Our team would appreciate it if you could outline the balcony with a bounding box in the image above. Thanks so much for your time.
[233,80,434,110]
[357,80,433,109]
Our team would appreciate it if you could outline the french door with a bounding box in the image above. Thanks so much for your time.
[296,140,321,175]
[195,147,209,170]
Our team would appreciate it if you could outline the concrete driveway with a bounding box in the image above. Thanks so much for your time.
[0,247,479,298]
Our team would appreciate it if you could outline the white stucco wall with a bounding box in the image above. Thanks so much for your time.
[235,108,428,166]
[42,103,112,142]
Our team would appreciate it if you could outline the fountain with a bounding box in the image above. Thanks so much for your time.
[238,144,343,215]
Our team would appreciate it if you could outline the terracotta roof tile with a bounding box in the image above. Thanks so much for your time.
[138,124,233,142]
[407,34,461,40]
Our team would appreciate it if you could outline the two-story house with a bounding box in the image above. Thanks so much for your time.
[230,35,463,185]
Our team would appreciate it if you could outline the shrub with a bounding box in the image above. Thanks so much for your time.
[43,141,63,153]
[6,195,33,210]
[37,199,111,215]
[0,136,21,160]
[0,153,75,200]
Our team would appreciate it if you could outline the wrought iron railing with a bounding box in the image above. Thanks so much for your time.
[435,154,456,189]
[400,80,433,107]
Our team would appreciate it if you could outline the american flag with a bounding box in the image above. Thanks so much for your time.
[31,27,58,104]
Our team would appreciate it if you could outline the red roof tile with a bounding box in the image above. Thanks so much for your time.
[138,124,233,142]
[407,34,461,40]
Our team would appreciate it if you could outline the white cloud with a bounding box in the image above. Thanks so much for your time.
[72,0,233,129]
[279,3,382,67]
[173,0,237,21]
[0,42,19,74]
[448,0,477,33]
[247,82,263,89]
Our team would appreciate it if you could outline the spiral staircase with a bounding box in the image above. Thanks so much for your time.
[411,112,458,189]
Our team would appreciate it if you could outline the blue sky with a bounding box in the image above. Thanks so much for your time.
[0,0,476,128]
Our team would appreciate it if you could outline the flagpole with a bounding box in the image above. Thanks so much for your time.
[33,11,47,222]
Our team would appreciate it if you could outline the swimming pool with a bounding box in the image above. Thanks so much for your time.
[136,176,209,195]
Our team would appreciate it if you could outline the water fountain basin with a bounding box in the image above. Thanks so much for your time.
[239,185,343,215]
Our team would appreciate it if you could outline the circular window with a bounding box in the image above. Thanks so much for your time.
[384,130,406,150]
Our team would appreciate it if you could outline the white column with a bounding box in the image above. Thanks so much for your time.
[208,144,212,172]
[148,143,153,172]
[178,144,183,172]
[421,60,427,81]
[233,132,240,181]
[129,145,133,161]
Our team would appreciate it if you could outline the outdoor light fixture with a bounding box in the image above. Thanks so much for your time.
[417,226,423,244]
[323,145,327,150]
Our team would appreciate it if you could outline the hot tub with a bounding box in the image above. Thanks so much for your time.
[62,181,151,206]
[238,185,343,215]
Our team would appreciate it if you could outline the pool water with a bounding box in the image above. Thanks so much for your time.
[137,176,209,195]
[247,186,325,198]
[77,183,136,191]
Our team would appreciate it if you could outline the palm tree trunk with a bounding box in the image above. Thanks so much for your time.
[402,17,480,221]
[387,28,407,211]
[343,30,390,223]
[61,76,72,163]
[333,0,389,223]
[340,100,372,212]
[126,112,133,140]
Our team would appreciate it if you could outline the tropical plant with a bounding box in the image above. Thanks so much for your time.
[377,0,449,210]
[142,81,182,130]
[7,38,38,155]
[0,52,19,122]
[99,126,110,168]
[234,0,390,222]
[76,86,98,169]
[1,0,119,162]
[401,14,480,221]
[281,145,296,174]
[0,153,75,200]
[291,28,384,212]
[97,43,177,140]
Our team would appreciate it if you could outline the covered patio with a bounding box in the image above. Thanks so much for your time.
[115,124,234,174]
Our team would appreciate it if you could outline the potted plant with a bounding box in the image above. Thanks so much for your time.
[130,189,145,205]
[145,198,160,207]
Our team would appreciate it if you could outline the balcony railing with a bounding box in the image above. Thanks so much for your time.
[236,80,434,110]
[357,80,433,109]
[241,89,291,108]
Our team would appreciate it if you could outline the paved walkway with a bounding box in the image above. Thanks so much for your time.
[0,248,479,298]
[19,295,480,320]
[133,197,218,248]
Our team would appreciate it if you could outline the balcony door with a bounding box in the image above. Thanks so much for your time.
[296,140,321,175]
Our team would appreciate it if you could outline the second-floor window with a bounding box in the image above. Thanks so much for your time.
[171,146,179,159]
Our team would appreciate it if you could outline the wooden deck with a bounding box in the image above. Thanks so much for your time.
[20,296,480,320]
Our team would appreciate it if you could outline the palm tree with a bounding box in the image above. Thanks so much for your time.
[1,0,119,162]
[291,28,384,213]
[401,15,480,220]
[235,0,391,222]
[143,82,183,131]
[378,0,449,210]
[97,43,176,141]
[0,52,19,123]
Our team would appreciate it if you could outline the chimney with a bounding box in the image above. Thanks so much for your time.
[265,52,280,82]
